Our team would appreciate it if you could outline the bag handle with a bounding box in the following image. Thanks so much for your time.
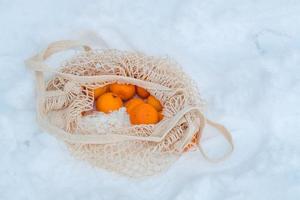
[35,106,205,144]
[25,40,93,108]
[36,101,234,163]
[25,40,92,72]
[175,110,234,162]
[42,40,92,60]
[197,119,234,162]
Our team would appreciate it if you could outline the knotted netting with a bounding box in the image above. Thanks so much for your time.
[26,40,233,177]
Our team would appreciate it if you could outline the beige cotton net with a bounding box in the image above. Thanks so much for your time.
[26,40,234,177]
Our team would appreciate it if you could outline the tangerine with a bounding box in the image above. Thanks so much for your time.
[93,85,108,99]
[109,83,135,100]
[136,86,150,98]
[147,95,162,112]
[129,103,158,125]
[183,133,199,152]
[125,98,144,114]
[158,111,164,121]
[95,92,123,113]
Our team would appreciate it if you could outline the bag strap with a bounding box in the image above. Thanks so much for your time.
[197,118,234,162]
[25,40,92,73]
[35,106,205,144]
[25,40,92,101]
[174,110,234,162]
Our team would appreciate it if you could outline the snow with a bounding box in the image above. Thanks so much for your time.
[0,0,300,199]
[79,108,131,132]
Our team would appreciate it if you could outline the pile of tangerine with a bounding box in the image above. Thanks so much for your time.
[90,84,163,125]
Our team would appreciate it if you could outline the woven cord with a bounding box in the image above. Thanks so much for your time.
[25,40,234,163]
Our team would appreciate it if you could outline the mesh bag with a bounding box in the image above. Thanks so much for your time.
[26,40,234,177]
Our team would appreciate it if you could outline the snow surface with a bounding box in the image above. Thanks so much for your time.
[1,0,300,199]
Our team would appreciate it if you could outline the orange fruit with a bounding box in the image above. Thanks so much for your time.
[183,133,199,152]
[147,95,162,112]
[109,83,135,100]
[158,111,164,121]
[95,92,123,113]
[129,103,159,125]
[93,85,108,99]
[125,98,144,114]
[136,86,150,98]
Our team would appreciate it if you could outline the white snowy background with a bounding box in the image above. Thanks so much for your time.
[0,0,300,199]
